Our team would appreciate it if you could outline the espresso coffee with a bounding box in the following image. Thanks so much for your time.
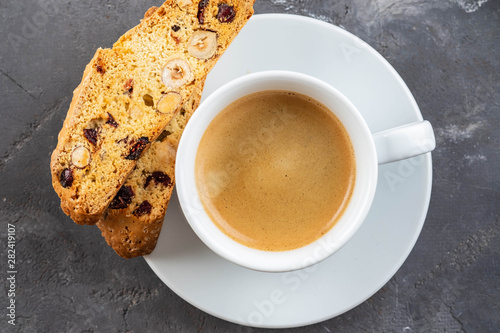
[195,90,356,251]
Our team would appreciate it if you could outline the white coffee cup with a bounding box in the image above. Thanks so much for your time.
[176,71,435,272]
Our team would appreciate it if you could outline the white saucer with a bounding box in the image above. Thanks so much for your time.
[145,14,433,329]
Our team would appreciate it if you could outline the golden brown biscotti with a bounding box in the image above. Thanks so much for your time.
[50,0,255,225]
[96,82,204,258]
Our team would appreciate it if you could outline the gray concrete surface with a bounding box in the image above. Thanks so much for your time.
[1,0,499,332]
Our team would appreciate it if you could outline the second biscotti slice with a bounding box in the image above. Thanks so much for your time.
[96,81,205,258]
[50,0,255,224]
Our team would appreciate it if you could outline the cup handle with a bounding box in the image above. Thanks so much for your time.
[372,120,436,165]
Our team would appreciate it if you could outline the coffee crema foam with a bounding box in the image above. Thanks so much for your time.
[195,90,355,251]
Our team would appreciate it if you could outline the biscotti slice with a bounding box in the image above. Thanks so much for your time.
[50,0,255,225]
[96,82,204,258]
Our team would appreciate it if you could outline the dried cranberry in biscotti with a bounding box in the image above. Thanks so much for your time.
[125,137,150,160]
[216,3,236,23]
[60,168,74,188]
[197,0,210,24]
[106,112,118,128]
[145,171,172,188]
[133,201,152,217]
[109,186,135,209]
[83,128,99,145]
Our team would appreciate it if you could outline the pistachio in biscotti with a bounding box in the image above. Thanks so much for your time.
[188,30,217,59]
[162,59,194,89]
[71,146,91,169]
[217,3,236,23]
[157,92,182,114]
[142,94,155,108]
[60,168,74,188]
[156,130,171,142]
[109,186,135,209]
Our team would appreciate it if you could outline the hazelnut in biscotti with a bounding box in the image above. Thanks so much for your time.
[50,0,255,225]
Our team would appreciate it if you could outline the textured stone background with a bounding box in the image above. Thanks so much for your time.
[1,0,499,332]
